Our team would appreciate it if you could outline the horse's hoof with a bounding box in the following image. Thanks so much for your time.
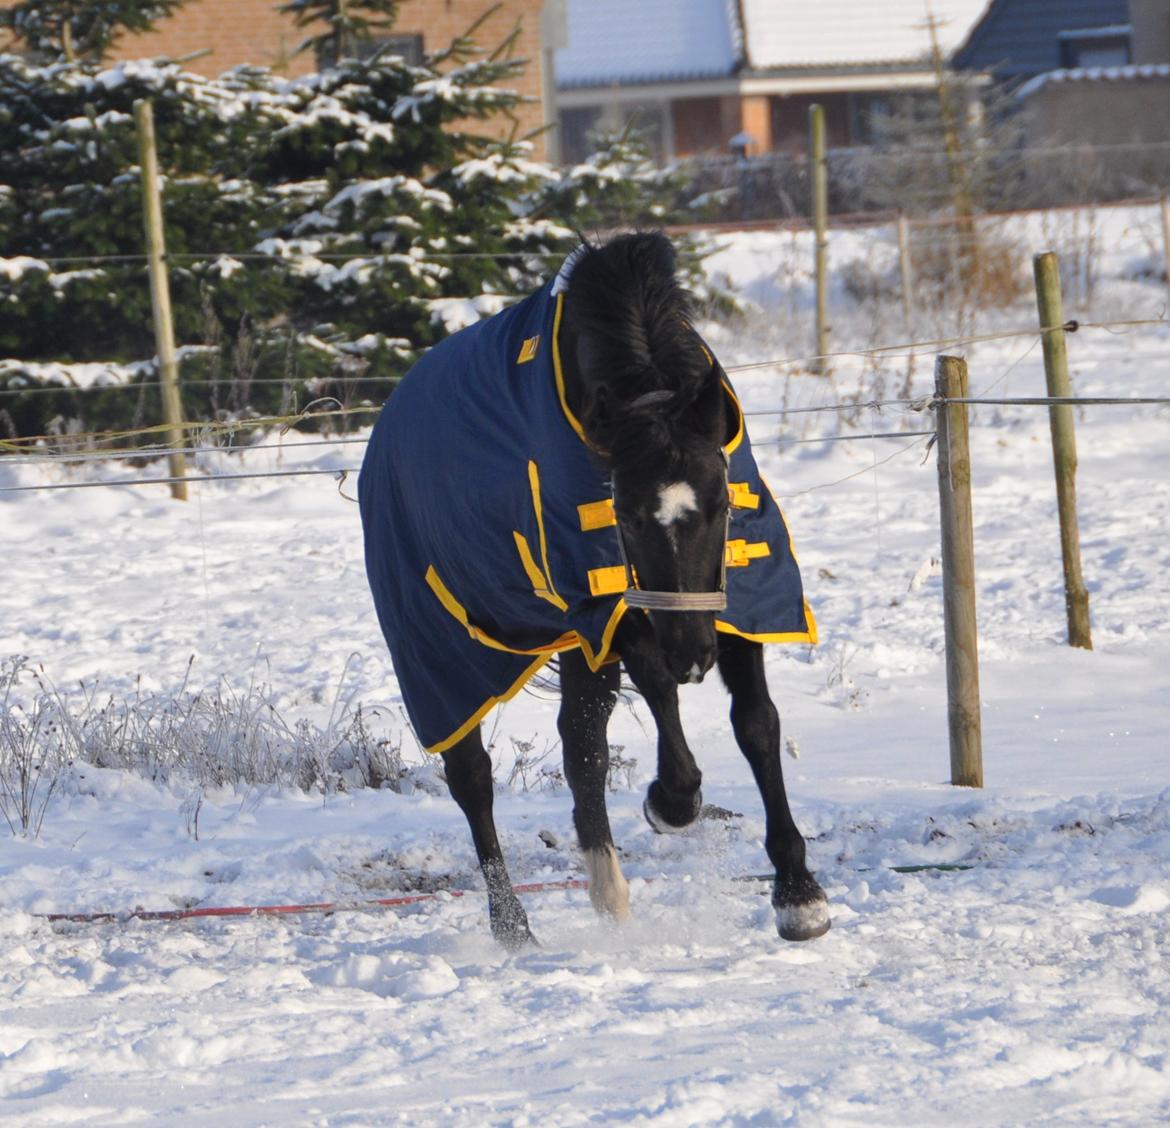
[489,895,536,951]
[643,782,702,834]
[775,896,831,942]
[491,919,538,951]
[498,928,538,951]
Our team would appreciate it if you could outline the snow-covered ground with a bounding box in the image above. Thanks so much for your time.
[2,208,1169,1124]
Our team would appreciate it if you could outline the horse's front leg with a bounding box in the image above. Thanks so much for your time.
[615,615,704,833]
[441,730,535,949]
[717,633,830,941]
[558,650,629,920]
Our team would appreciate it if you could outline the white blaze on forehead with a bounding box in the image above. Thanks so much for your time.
[655,481,698,527]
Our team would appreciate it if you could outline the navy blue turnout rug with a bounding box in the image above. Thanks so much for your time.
[359,266,816,753]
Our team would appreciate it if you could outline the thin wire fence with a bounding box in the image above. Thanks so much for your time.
[0,465,361,493]
[0,435,368,466]
[2,286,1168,493]
[0,404,380,453]
[4,316,1165,409]
[0,374,401,398]
[8,186,1168,268]
[2,372,1166,468]
[4,392,1168,496]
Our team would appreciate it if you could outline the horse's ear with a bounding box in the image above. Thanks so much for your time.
[720,385,739,448]
[570,333,612,434]
[582,382,612,433]
[689,376,736,447]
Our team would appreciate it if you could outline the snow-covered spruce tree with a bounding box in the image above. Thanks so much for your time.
[0,57,298,438]
[278,0,400,68]
[0,18,695,442]
[0,43,564,438]
[529,128,688,232]
[0,0,188,63]
[236,20,579,381]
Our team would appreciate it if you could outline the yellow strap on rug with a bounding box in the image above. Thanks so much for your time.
[578,498,616,531]
[725,539,771,567]
[587,565,628,596]
[728,482,760,509]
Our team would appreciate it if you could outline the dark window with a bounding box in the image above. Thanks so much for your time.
[1059,28,1131,69]
[316,32,424,69]
[560,106,604,165]
[617,101,666,163]
[361,33,425,65]
[852,91,936,146]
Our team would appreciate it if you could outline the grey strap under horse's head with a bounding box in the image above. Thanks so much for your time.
[613,448,731,613]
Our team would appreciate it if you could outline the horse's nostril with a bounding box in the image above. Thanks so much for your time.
[674,647,715,685]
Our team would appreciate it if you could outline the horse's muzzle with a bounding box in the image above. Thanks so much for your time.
[664,635,717,685]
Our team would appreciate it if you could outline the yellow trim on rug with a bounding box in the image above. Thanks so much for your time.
[424,566,575,657]
[425,654,554,754]
[527,461,567,611]
[551,293,588,444]
[715,620,817,645]
[513,531,569,611]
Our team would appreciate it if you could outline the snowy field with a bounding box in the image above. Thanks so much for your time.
[2,209,1169,1124]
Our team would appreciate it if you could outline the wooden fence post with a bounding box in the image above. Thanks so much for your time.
[134,99,187,502]
[897,211,914,334]
[809,103,829,375]
[1032,251,1092,649]
[897,211,917,390]
[934,355,983,788]
[1161,195,1170,312]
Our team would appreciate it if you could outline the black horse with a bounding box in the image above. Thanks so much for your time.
[359,232,829,948]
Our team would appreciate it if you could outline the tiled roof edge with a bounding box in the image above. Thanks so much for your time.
[1016,62,1170,100]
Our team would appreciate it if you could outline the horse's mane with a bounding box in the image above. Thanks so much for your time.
[563,232,722,473]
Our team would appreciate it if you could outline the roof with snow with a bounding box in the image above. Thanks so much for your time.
[555,0,741,88]
[555,0,992,89]
[740,0,991,70]
[1015,62,1170,100]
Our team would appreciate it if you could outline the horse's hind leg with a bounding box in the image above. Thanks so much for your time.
[558,650,629,920]
[717,633,830,941]
[442,729,534,949]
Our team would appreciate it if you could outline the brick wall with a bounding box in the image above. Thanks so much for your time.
[118,0,311,75]
[391,0,548,153]
[0,0,549,157]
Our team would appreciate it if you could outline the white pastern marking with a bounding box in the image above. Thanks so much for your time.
[654,482,698,528]
[584,845,631,921]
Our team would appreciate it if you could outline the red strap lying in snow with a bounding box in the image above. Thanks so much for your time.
[43,878,592,925]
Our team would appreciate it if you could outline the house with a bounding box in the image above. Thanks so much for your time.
[552,0,992,164]
[955,0,1170,149]
[0,0,555,158]
[953,0,1134,79]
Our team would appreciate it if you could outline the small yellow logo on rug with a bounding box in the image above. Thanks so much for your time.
[517,335,541,364]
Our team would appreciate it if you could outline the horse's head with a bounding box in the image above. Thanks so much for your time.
[610,384,733,683]
[560,233,736,684]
